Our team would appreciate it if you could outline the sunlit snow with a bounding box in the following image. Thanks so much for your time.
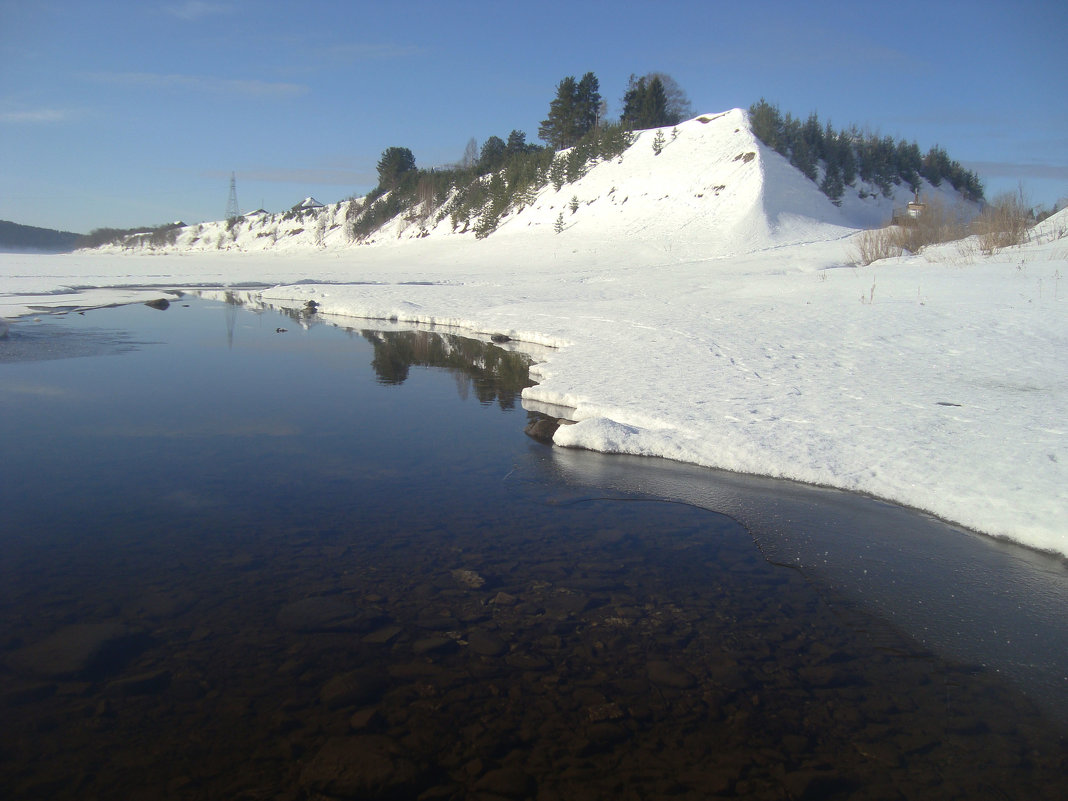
[2,109,1065,557]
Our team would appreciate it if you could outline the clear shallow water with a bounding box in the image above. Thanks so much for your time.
[0,297,1064,800]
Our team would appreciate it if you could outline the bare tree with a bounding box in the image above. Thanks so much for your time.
[461,137,479,169]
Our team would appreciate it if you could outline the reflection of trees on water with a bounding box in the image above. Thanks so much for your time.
[362,330,534,409]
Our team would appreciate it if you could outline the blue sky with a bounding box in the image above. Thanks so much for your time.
[2,0,1065,233]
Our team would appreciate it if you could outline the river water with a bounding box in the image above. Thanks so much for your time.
[0,296,1064,800]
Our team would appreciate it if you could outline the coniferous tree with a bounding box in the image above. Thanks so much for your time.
[621,74,671,130]
[539,75,578,149]
[539,73,600,150]
[376,146,416,190]
[621,75,645,129]
[802,113,825,162]
[506,129,532,156]
[791,137,818,181]
[921,145,951,186]
[743,98,983,204]
[647,72,692,124]
[820,162,844,205]
[748,99,785,154]
[477,136,507,174]
[895,139,923,192]
[828,125,857,186]
[575,72,601,137]
[644,76,669,128]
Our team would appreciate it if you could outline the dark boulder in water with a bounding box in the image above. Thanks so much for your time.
[144,298,170,310]
[9,622,146,679]
[300,736,425,799]
[525,417,560,443]
[277,595,383,633]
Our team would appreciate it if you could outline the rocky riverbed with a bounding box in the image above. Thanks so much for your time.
[2,493,1064,801]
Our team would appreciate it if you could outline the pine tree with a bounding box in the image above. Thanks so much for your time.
[921,145,950,186]
[802,113,825,162]
[647,73,692,125]
[748,99,785,154]
[621,75,646,129]
[895,139,922,192]
[506,129,531,156]
[652,130,666,155]
[644,76,669,128]
[621,74,671,130]
[539,76,578,150]
[376,147,416,190]
[575,72,601,138]
[790,137,818,181]
[539,73,600,150]
[820,162,844,205]
[477,136,506,174]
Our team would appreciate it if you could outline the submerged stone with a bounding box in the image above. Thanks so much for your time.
[277,596,379,633]
[300,736,423,799]
[9,622,142,679]
[524,417,559,443]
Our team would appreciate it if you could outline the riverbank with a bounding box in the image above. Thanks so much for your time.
[1,213,1066,556]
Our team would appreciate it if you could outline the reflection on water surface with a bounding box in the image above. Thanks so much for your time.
[0,298,1063,800]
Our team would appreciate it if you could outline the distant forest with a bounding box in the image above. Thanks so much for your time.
[0,220,82,253]
[748,99,984,205]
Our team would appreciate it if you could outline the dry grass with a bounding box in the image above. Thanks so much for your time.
[973,192,1031,254]
[854,227,901,265]
[853,196,972,265]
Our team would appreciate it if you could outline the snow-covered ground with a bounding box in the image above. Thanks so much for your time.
[2,110,1066,557]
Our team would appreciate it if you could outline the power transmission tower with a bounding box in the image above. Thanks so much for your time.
[225,172,240,220]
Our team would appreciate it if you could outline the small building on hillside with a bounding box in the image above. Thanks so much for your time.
[892,190,927,226]
[906,193,927,219]
[291,197,325,213]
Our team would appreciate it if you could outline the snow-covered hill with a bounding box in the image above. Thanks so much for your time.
[91,110,972,259]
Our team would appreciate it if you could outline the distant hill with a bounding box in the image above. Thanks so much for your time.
[0,220,83,253]
[84,109,981,260]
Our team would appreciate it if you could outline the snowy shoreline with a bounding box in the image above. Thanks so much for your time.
[4,236,1064,559]
[228,289,1068,566]
[2,111,1065,558]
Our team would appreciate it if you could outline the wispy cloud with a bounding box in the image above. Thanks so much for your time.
[705,21,917,75]
[0,108,72,123]
[966,161,1068,181]
[164,1,235,21]
[208,167,377,186]
[83,71,307,97]
[0,382,67,397]
[275,40,423,77]
[325,42,422,62]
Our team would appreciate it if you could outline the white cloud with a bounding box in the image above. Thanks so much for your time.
[165,1,234,20]
[83,71,307,97]
[967,161,1068,181]
[0,108,71,123]
[325,42,422,61]
[207,166,377,186]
